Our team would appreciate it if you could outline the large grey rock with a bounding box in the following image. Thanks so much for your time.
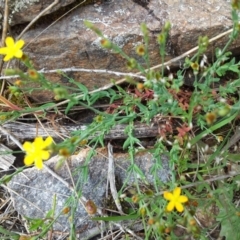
[4,0,237,102]
[8,149,170,235]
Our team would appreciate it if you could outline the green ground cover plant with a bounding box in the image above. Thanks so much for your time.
[1,1,240,239]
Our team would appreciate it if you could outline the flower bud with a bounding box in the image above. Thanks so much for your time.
[100,39,112,48]
[136,44,145,56]
[218,105,231,116]
[54,87,68,100]
[85,200,97,215]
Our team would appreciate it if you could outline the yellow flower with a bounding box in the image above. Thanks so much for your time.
[163,187,188,212]
[23,136,53,169]
[0,37,25,61]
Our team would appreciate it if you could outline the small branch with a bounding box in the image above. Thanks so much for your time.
[0,95,23,111]
[0,68,146,80]
[0,125,23,150]
[112,222,143,240]
[1,0,9,46]
[107,142,124,215]
[0,0,9,74]
[222,126,240,151]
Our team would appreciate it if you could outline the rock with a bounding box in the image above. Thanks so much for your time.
[4,0,237,102]
[0,2,237,129]
[8,149,170,235]
[14,0,166,101]
[0,0,77,26]
[166,0,238,54]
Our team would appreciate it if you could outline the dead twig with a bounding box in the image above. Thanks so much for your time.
[107,142,124,215]
[0,125,23,150]
[1,0,9,47]
[0,0,9,93]
[0,68,146,80]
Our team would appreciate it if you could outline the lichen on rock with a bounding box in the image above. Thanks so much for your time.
[11,0,40,13]
[8,0,40,25]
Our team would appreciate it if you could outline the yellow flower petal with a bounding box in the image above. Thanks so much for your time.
[41,150,50,160]
[15,39,25,49]
[4,54,13,61]
[163,191,173,201]
[178,195,188,203]
[0,37,25,61]
[34,137,44,145]
[5,37,14,47]
[22,136,53,170]
[23,141,33,151]
[173,187,181,198]
[164,187,188,213]
[0,47,8,54]
[166,201,175,212]
[14,49,23,58]
[175,202,184,212]
[44,136,53,148]
[35,158,43,169]
[24,155,34,166]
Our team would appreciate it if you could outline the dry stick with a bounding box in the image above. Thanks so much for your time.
[0,0,9,94]
[17,0,60,40]
[222,126,240,151]
[112,222,143,240]
[0,68,146,80]
[24,97,55,140]
[65,159,76,191]
[107,142,124,215]
[1,0,8,47]
[95,144,143,239]
[0,125,30,181]
[0,125,23,150]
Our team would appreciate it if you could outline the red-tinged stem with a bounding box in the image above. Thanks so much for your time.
[0,95,23,111]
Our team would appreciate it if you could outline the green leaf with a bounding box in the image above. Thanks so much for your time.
[28,218,44,231]
[133,164,146,179]
[89,91,109,104]
[123,137,131,150]
[227,153,240,161]
[92,214,139,221]
[65,99,78,115]
[217,208,240,240]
